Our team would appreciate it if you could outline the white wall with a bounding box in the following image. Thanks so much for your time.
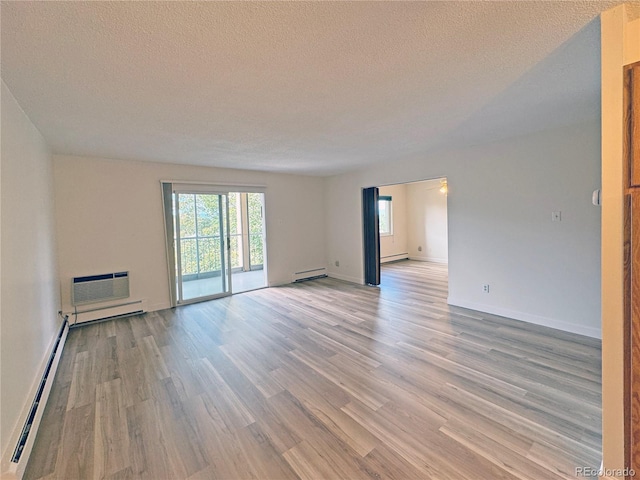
[378,184,408,263]
[325,120,601,338]
[1,82,61,467]
[407,179,448,264]
[53,155,326,313]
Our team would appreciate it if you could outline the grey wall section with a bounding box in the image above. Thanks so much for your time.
[1,81,61,463]
[325,120,601,338]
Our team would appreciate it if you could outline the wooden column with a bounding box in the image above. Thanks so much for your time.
[625,60,640,475]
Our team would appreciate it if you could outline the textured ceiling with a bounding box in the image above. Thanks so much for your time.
[1,1,636,176]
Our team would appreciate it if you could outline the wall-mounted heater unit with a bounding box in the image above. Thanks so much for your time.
[70,272,145,326]
[72,271,130,306]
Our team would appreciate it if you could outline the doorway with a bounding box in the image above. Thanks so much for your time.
[362,178,449,286]
[163,184,267,306]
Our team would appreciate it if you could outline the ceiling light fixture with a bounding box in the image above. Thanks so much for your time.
[439,179,448,195]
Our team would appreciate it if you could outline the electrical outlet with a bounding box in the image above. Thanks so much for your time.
[551,211,562,222]
[483,284,490,293]
[418,246,422,252]
[335,260,340,267]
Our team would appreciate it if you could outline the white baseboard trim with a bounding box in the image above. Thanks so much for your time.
[409,255,448,264]
[447,297,602,339]
[327,272,364,285]
[1,319,69,479]
[149,302,171,312]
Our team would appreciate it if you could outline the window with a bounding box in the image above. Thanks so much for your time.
[379,196,392,236]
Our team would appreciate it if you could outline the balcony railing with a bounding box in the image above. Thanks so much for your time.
[180,233,263,280]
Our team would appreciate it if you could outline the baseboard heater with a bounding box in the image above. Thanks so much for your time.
[7,317,68,478]
[292,267,327,283]
[381,253,409,264]
[70,299,146,327]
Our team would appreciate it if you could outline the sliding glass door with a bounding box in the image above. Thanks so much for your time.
[174,191,231,303]
[162,183,267,305]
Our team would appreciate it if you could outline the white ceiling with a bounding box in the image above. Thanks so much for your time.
[1,1,638,176]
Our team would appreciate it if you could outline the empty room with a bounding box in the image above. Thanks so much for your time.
[2,2,640,479]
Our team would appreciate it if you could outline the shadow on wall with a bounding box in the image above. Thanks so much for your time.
[428,19,601,152]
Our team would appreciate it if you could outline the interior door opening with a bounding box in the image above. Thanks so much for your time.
[362,178,449,286]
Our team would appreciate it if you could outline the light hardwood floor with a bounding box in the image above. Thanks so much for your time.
[25,261,602,480]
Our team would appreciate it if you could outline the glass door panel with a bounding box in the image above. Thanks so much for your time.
[228,192,244,271]
[174,192,230,304]
[230,192,266,293]
[246,193,264,270]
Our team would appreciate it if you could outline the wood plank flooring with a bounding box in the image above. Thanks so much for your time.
[25,261,602,480]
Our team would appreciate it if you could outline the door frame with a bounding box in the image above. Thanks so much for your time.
[161,182,268,307]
